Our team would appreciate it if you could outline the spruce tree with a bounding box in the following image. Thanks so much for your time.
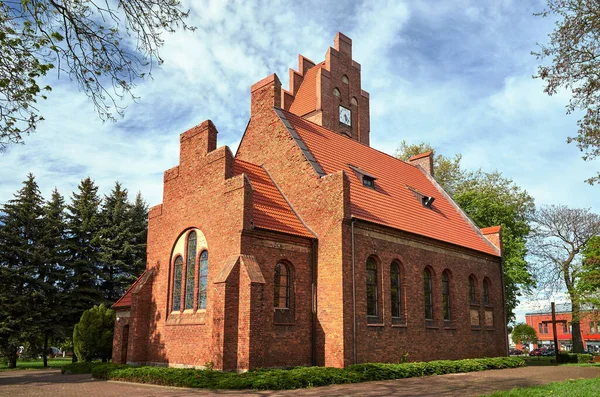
[39,189,68,367]
[98,182,134,304]
[129,192,148,278]
[0,174,46,368]
[64,178,103,332]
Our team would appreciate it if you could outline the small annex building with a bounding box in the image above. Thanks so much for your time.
[112,33,507,371]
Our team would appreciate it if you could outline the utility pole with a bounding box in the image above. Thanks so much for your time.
[552,302,560,364]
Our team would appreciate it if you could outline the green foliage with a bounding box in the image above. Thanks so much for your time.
[511,323,538,345]
[534,0,600,185]
[64,357,524,390]
[0,0,193,148]
[395,141,465,195]
[557,353,593,364]
[396,142,535,324]
[485,377,600,397]
[72,304,115,362]
[579,236,600,306]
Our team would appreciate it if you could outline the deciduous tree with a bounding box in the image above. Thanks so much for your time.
[534,0,600,184]
[511,323,538,346]
[530,205,600,353]
[0,0,193,149]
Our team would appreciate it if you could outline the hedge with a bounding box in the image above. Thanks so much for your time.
[62,356,524,390]
[557,353,593,363]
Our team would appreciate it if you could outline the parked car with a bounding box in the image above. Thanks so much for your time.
[542,349,556,356]
[509,349,523,356]
[529,349,543,356]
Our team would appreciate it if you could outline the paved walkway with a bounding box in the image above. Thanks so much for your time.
[0,366,599,396]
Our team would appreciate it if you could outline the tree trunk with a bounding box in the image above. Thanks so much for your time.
[8,347,17,369]
[43,332,49,368]
[571,297,586,353]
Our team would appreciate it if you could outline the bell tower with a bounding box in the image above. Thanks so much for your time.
[282,33,371,146]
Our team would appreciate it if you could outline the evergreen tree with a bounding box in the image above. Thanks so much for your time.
[64,178,103,331]
[130,192,148,278]
[39,189,68,367]
[0,174,46,368]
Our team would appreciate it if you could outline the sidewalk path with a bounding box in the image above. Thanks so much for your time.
[1,365,599,396]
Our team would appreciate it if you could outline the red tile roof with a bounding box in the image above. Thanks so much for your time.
[280,110,499,256]
[288,64,323,117]
[112,271,147,309]
[233,159,314,238]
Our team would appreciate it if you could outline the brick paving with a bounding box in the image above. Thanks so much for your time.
[1,366,599,397]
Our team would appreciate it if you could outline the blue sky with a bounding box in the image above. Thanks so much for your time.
[1,0,598,322]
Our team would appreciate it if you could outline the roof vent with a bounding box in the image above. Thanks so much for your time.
[422,196,435,208]
[407,185,435,209]
[348,164,376,189]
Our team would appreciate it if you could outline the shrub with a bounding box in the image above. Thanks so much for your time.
[557,352,593,363]
[72,304,115,362]
[69,356,524,390]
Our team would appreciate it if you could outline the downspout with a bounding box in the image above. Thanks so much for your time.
[311,239,318,367]
[498,233,509,356]
[351,218,357,365]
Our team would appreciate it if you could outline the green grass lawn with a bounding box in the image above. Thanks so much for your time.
[0,358,72,371]
[483,377,600,396]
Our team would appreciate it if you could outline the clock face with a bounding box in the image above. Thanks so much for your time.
[339,105,351,126]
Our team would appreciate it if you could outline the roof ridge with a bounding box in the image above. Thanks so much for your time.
[280,108,421,173]
[234,158,262,168]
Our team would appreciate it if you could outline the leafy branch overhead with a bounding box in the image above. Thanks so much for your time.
[0,0,194,150]
[534,0,600,184]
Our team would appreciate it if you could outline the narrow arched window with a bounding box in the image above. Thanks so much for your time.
[442,271,451,321]
[342,74,349,84]
[172,256,183,311]
[184,231,197,310]
[424,268,433,320]
[391,262,402,318]
[469,275,477,304]
[366,258,378,316]
[274,262,290,309]
[483,278,490,305]
[198,251,208,309]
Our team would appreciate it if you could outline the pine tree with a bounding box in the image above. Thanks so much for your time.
[39,189,68,367]
[98,182,134,304]
[129,192,148,278]
[64,178,103,333]
[0,174,46,368]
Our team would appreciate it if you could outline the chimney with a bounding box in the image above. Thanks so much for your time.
[481,226,502,253]
[408,151,434,177]
[179,120,218,169]
[250,73,281,116]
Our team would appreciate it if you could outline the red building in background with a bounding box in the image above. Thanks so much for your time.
[525,309,600,352]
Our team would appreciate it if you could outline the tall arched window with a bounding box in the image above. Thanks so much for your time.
[483,278,490,305]
[184,231,197,310]
[391,262,402,318]
[198,251,208,309]
[366,258,378,316]
[172,256,183,311]
[469,275,477,304]
[274,262,290,309]
[424,268,433,320]
[442,271,451,321]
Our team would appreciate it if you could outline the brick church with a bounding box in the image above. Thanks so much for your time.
[112,33,507,371]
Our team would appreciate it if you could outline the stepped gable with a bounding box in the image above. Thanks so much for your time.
[233,159,314,238]
[278,110,499,256]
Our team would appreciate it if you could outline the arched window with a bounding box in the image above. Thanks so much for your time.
[366,257,378,316]
[333,87,341,97]
[184,231,197,310]
[483,278,490,305]
[469,275,477,304]
[391,262,402,318]
[351,96,358,106]
[342,74,349,84]
[274,262,290,309]
[198,251,208,309]
[424,268,433,320]
[172,256,183,311]
[442,271,451,321]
